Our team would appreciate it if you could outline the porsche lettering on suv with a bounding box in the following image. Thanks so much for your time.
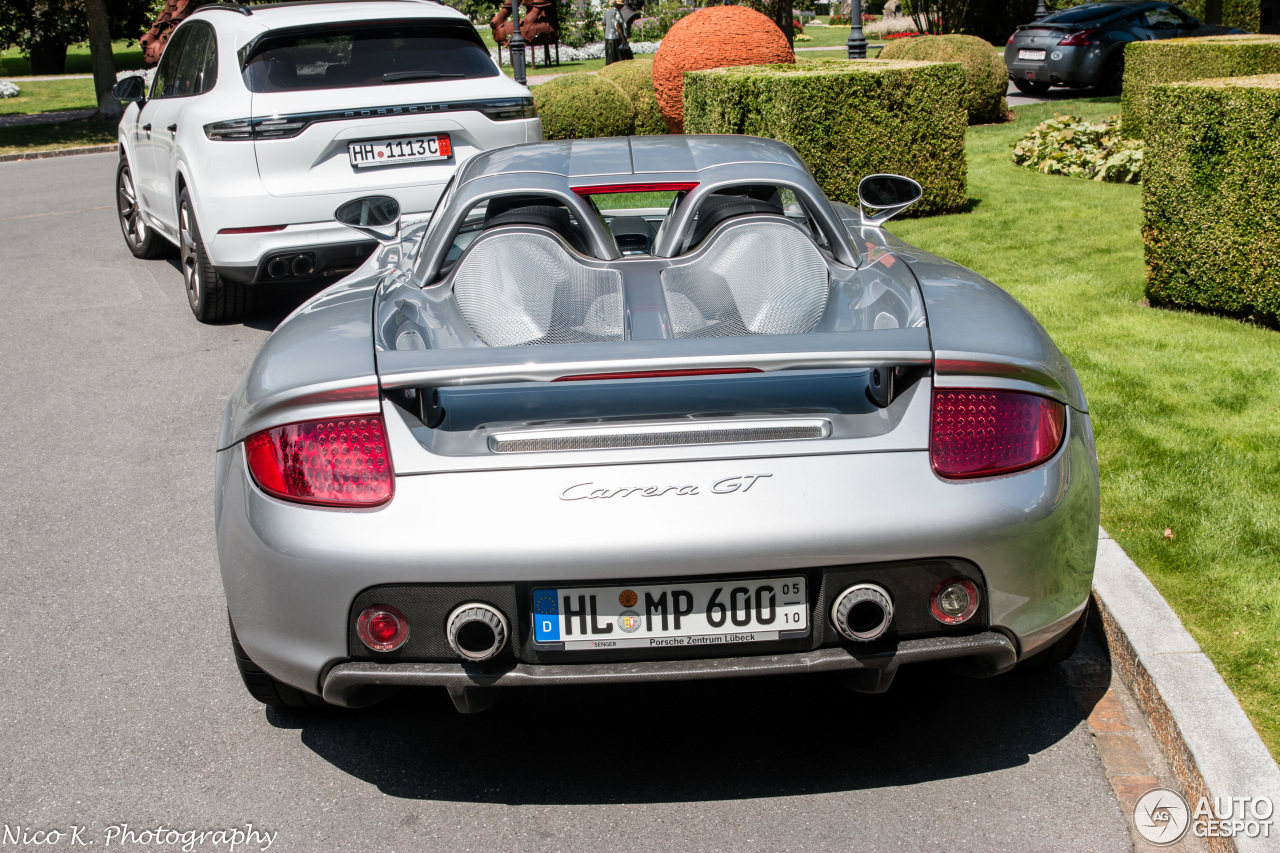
[112,0,541,322]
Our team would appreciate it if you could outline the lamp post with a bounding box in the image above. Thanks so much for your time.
[1033,0,1048,17]
[509,0,527,85]
[846,0,867,58]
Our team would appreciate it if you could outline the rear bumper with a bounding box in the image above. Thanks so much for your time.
[216,236,377,286]
[216,406,1100,696]
[321,631,1018,707]
[1004,43,1104,86]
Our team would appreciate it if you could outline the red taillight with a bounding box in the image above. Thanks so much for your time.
[1007,32,1016,44]
[217,224,287,235]
[1058,28,1097,45]
[357,605,409,652]
[930,389,1065,479]
[554,367,761,381]
[244,415,393,507]
[571,182,699,195]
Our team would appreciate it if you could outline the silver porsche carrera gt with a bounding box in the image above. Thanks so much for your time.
[215,135,1099,713]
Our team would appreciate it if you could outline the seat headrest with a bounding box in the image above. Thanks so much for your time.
[686,194,785,251]
[483,204,590,255]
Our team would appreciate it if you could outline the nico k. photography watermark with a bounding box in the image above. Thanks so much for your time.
[1133,788,1274,845]
[1,823,277,851]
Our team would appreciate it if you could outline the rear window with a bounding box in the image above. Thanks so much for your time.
[1040,3,1121,22]
[243,21,498,93]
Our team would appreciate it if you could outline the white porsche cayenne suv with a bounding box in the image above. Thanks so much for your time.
[113,0,541,322]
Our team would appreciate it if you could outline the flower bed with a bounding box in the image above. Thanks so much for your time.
[1011,114,1142,183]
[0,80,19,98]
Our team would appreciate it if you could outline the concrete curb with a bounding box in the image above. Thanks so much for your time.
[1093,528,1280,853]
[0,144,115,163]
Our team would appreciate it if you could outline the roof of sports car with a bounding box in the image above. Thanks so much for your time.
[456,136,811,184]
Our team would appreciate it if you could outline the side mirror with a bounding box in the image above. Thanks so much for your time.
[335,195,401,243]
[112,75,147,104]
[857,174,923,226]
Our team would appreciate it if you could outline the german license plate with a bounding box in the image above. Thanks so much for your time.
[532,576,809,651]
[348,134,451,168]
[1019,49,1047,60]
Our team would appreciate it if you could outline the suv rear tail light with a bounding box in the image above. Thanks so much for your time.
[1007,32,1017,44]
[244,415,393,506]
[1058,28,1098,45]
[930,389,1065,478]
[479,97,537,121]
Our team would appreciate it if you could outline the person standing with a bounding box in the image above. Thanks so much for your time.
[603,0,630,65]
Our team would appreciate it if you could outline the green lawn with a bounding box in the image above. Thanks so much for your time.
[0,78,97,115]
[889,97,1280,759]
[1,40,146,77]
[0,117,117,156]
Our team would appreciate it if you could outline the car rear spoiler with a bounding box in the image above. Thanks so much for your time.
[375,329,934,391]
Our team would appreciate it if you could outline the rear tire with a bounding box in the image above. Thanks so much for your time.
[230,618,329,709]
[1012,77,1051,95]
[179,188,255,323]
[116,157,170,260]
[1097,54,1125,95]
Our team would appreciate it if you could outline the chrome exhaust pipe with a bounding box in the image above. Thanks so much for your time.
[831,583,893,642]
[266,256,290,278]
[445,603,509,662]
[291,254,315,276]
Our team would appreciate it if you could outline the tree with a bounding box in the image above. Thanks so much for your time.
[0,0,89,75]
[0,0,153,75]
[84,0,119,117]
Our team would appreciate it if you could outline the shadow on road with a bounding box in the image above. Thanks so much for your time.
[268,620,1112,805]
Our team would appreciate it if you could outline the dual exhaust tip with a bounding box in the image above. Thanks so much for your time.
[264,253,316,279]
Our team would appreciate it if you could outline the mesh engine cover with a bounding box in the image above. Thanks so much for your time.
[662,222,829,339]
[453,232,625,347]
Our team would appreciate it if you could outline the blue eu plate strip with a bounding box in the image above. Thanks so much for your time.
[532,589,561,641]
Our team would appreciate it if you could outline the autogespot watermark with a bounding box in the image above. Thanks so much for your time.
[1133,788,1274,845]
[1,823,277,851]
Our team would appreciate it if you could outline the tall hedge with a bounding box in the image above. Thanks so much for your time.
[1143,75,1280,325]
[877,34,1010,125]
[1121,35,1280,138]
[1163,0,1261,34]
[683,59,968,216]
[597,57,667,135]
[532,73,636,140]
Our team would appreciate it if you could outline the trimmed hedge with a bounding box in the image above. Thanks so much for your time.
[1165,0,1261,34]
[1143,74,1280,324]
[683,59,967,215]
[597,57,667,135]
[533,73,636,140]
[1121,35,1280,138]
[877,34,1010,125]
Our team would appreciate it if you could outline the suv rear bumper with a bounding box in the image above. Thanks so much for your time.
[217,237,377,286]
[321,632,1019,707]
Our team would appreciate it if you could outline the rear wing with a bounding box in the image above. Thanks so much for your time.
[376,329,932,391]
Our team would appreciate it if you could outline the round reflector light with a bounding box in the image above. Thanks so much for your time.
[930,578,980,625]
[357,605,410,652]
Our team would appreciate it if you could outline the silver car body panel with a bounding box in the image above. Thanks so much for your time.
[215,135,1099,697]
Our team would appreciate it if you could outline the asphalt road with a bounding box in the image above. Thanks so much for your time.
[1,152,1140,852]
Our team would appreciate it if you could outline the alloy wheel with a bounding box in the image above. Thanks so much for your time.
[180,203,200,310]
[117,165,146,248]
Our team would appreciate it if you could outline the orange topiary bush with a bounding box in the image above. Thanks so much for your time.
[652,6,795,133]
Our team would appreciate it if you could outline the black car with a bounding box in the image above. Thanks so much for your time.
[1004,1,1235,94]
